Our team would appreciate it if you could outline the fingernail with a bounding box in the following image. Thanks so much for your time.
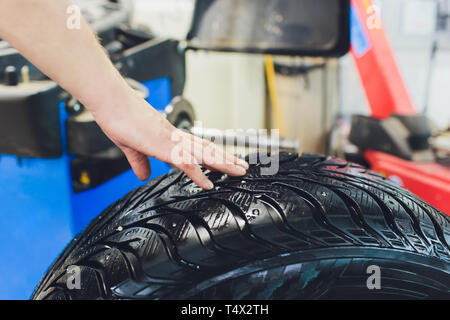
[205,179,214,190]
[236,166,247,176]
[238,159,249,169]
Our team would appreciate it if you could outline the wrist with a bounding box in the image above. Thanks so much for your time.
[85,76,138,119]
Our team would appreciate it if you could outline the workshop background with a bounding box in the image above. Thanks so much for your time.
[0,0,449,300]
[134,0,450,141]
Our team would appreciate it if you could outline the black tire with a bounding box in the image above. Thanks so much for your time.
[32,153,450,300]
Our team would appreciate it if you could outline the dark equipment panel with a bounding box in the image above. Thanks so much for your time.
[187,0,350,57]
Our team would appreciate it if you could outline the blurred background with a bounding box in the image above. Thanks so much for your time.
[133,0,450,151]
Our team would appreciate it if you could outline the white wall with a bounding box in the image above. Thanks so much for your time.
[132,0,265,130]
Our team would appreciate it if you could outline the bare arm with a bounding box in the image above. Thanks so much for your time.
[0,0,248,189]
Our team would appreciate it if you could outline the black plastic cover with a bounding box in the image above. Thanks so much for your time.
[349,114,435,161]
[66,119,114,157]
[71,148,130,193]
[392,114,432,151]
[0,83,63,158]
[114,39,186,98]
[187,0,350,57]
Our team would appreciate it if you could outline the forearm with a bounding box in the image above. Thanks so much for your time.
[0,0,248,188]
[0,0,131,115]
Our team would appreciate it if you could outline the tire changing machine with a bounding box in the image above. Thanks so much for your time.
[0,1,188,299]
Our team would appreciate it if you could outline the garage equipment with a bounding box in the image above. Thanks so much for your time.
[347,0,450,214]
[0,0,186,299]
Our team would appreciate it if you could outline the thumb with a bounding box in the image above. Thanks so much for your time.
[121,146,151,181]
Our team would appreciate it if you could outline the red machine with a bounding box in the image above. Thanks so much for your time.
[349,0,450,214]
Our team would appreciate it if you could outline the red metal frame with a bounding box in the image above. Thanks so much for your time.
[351,0,416,119]
[351,0,450,214]
[365,151,450,214]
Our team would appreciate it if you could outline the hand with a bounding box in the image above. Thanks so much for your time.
[92,89,249,190]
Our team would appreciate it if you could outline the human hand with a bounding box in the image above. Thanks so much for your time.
[92,89,249,190]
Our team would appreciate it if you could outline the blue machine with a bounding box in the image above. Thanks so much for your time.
[0,2,186,297]
[0,78,172,300]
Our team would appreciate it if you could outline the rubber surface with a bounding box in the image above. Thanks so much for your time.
[32,153,450,300]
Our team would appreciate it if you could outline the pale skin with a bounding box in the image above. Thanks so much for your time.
[0,0,249,190]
